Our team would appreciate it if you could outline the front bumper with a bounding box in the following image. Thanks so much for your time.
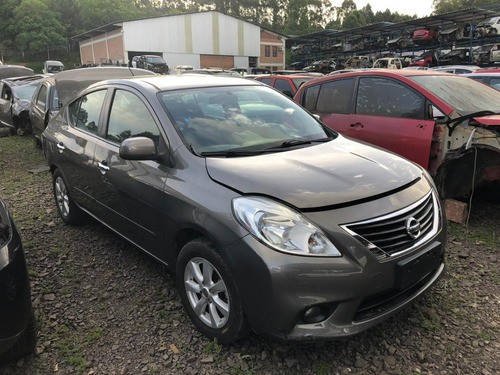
[223,182,446,340]
[0,210,33,355]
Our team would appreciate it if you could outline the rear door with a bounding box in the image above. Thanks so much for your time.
[55,89,108,209]
[300,76,436,168]
[92,87,168,257]
[30,82,48,137]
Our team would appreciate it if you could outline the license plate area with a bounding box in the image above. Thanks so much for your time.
[396,243,443,290]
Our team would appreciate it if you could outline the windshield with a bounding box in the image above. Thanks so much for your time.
[159,85,332,155]
[410,75,500,114]
[12,84,38,100]
[146,56,165,64]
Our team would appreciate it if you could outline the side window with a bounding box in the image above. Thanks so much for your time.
[274,79,294,94]
[68,90,106,134]
[316,79,354,114]
[302,84,320,111]
[259,78,273,85]
[489,78,500,90]
[107,89,160,144]
[356,77,424,119]
[36,85,48,110]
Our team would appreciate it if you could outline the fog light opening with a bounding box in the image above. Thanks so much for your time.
[302,306,328,324]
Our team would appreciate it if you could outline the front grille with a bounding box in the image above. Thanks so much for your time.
[342,192,439,259]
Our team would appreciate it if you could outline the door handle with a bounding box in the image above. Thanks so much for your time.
[98,161,110,172]
[56,142,65,151]
[350,122,364,129]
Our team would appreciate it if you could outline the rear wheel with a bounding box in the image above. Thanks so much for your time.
[0,311,37,364]
[176,239,249,344]
[52,169,83,224]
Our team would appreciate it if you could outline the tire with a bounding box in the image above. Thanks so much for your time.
[176,239,249,344]
[52,169,83,225]
[492,28,498,36]
[0,311,37,364]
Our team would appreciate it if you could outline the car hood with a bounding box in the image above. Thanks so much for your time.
[473,115,500,126]
[205,137,422,209]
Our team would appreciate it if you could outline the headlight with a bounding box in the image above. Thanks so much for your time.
[232,196,341,257]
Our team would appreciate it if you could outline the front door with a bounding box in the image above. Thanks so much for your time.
[91,88,168,257]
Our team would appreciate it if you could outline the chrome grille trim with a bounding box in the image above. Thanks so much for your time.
[341,191,440,260]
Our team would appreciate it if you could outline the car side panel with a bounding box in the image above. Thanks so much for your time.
[91,141,168,258]
[319,112,435,168]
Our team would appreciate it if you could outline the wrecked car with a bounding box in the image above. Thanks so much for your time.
[294,69,500,199]
[438,48,473,65]
[412,28,439,46]
[42,75,446,343]
[0,75,45,135]
[475,16,500,38]
[408,50,440,68]
[438,24,472,43]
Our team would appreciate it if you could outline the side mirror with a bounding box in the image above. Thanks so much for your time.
[119,137,158,160]
[429,104,445,120]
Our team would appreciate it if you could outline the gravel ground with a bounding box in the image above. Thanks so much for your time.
[0,135,498,375]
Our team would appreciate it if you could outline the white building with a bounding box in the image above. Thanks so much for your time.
[72,11,286,70]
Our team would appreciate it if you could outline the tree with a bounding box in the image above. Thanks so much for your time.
[11,0,66,56]
[433,0,498,15]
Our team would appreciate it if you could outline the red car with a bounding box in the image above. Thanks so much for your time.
[253,75,316,97]
[408,50,439,68]
[412,28,439,46]
[293,69,500,198]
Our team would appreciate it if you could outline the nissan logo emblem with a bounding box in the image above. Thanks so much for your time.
[405,217,421,239]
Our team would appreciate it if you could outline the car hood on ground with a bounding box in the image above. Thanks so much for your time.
[205,137,422,209]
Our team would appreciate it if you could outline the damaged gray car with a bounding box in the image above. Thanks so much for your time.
[42,75,446,343]
[0,75,45,135]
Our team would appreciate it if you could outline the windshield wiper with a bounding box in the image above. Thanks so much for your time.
[266,137,332,150]
[445,110,500,136]
[199,149,264,157]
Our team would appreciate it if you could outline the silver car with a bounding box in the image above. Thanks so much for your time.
[42,75,446,343]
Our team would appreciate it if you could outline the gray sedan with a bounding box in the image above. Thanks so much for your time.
[42,75,446,343]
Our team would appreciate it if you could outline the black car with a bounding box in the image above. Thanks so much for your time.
[30,67,157,147]
[0,197,36,363]
[134,55,169,74]
[42,75,446,343]
[0,75,45,135]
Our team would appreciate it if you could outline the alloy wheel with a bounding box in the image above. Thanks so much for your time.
[184,257,230,329]
[54,176,70,218]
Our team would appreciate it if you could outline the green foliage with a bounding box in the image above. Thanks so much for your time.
[433,0,498,15]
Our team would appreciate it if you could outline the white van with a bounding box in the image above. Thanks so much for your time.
[43,60,64,74]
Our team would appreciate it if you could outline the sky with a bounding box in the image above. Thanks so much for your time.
[349,0,435,18]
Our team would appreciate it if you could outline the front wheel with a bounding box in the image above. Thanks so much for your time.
[52,169,83,225]
[176,239,249,344]
[0,311,37,364]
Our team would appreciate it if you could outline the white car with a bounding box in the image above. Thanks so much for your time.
[429,65,481,74]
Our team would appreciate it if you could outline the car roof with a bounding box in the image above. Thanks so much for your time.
[54,66,157,104]
[301,69,456,86]
[0,65,34,80]
[91,74,259,92]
